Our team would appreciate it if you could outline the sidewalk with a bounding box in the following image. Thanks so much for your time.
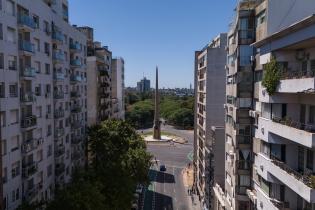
[182,166,202,210]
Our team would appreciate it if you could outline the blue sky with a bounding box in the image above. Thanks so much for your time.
[68,0,237,88]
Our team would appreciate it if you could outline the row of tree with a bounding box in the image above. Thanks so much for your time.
[18,120,152,210]
[125,93,194,129]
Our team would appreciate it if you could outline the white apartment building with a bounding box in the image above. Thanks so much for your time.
[111,57,125,120]
[194,33,227,210]
[0,0,87,209]
[248,1,315,210]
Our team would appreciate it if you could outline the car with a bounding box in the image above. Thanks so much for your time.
[160,165,166,172]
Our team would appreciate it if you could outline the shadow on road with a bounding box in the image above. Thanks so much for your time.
[143,189,174,210]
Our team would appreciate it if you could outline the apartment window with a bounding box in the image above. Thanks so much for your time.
[47,145,52,157]
[9,83,17,97]
[3,167,7,184]
[47,124,51,136]
[44,42,50,56]
[256,10,266,25]
[311,60,315,73]
[35,84,41,96]
[2,139,6,155]
[64,34,67,44]
[34,61,40,73]
[310,106,315,124]
[0,23,3,40]
[33,15,39,28]
[36,106,42,118]
[45,63,50,74]
[7,27,15,43]
[47,105,51,114]
[11,161,20,178]
[10,109,18,125]
[46,84,51,95]
[0,53,3,69]
[307,149,314,171]
[47,164,52,177]
[0,82,4,98]
[11,135,19,152]
[0,111,5,127]
[34,38,40,52]
[64,51,67,61]
[37,150,43,162]
[6,0,15,16]
[8,55,16,70]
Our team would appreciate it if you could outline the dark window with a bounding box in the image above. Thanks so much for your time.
[306,149,313,170]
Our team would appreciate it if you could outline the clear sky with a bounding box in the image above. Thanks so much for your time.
[68,0,237,88]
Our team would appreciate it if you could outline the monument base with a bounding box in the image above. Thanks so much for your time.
[144,135,173,143]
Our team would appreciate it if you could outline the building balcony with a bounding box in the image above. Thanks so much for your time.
[54,109,65,119]
[20,67,36,78]
[53,72,65,81]
[22,162,38,178]
[71,120,83,130]
[52,51,65,63]
[18,14,36,30]
[71,105,81,113]
[255,186,290,210]
[98,65,107,72]
[21,115,37,129]
[21,138,43,154]
[20,92,36,103]
[71,135,83,145]
[276,70,315,93]
[96,55,105,63]
[257,117,315,148]
[69,43,81,52]
[55,163,65,176]
[54,128,65,138]
[54,145,65,157]
[52,31,64,43]
[70,75,82,83]
[53,91,64,99]
[70,59,82,67]
[70,90,81,98]
[255,153,315,203]
[19,40,35,54]
[71,151,81,161]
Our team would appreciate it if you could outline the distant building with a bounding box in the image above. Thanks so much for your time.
[111,57,125,120]
[136,77,151,93]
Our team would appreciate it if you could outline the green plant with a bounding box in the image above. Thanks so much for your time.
[262,57,281,95]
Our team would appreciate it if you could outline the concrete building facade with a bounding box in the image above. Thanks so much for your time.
[194,33,227,210]
[111,57,125,120]
[0,0,87,209]
[137,77,150,93]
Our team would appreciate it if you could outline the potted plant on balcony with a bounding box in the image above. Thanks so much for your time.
[262,57,281,95]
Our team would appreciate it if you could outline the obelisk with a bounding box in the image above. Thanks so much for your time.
[153,66,161,140]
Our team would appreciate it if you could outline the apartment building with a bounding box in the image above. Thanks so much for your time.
[224,1,258,210]
[137,77,150,93]
[194,33,227,209]
[248,1,315,210]
[111,57,125,120]
[0,0,87,209]
[77,27,112,126]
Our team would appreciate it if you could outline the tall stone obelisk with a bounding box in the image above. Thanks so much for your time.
[153,66,161,140]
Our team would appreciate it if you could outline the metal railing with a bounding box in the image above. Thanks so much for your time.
[71,105,81,113]
[54,128,65,138]
[70,59,82,67]
[55,145,65,157]
[21,138,43,154]
[22,162,38,178]
[69,42,81,51]
[21,67,36,77]
[20,92,36,103]
[52,31,64,42]
[54,72,65,80]
[18,14,36,29]
[53,91,64,99]
[70,90,81,98]
[21,115,37,128]
[272,116,315,133]
[54,109,65,119]
[280,69,315,80]
[19,40,35,53]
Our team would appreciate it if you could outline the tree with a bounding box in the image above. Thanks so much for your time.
[126,99,154,128]
[88,120,152,209]
[262,57,281,95]
[168,108,194,129]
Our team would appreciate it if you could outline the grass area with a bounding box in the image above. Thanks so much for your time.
[141,130,178,138]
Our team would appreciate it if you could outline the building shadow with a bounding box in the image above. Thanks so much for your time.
[149,169,175,183]
[143,189,173,210]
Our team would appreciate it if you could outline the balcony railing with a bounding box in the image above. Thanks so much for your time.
[53,72,65,80]
[18,14,36,29]
[54,145,65,157]
[70,75,82,83]
[53,91,64,99]
[21,115,37,128]
[69,43,81,51]
[55,163,65,176]
[54,109,65,119]
[21,138,43,154]
[71,136,83,144]
[52,31,64,43]
[19,40,35,53]
[271,156,315,188]
[20,92,36,103]
[71,105,81,113]
[237,160,251,170]
[71,120,83,130]
[272,116,315,133]
[280,69,315,80]
[270,198,290,210]
[70,91,81,98]
[70,59,82,67]
[237,135,251,144]
[54,128,65,138]
[21,67,36,77]
[22,162,38,178]
[53,51,65,62]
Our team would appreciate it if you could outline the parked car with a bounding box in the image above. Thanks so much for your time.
[160,164,166,172]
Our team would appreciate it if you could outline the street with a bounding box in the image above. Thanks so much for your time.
[141,125,196,210]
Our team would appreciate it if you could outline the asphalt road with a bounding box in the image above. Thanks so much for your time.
[141,124,194,210]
